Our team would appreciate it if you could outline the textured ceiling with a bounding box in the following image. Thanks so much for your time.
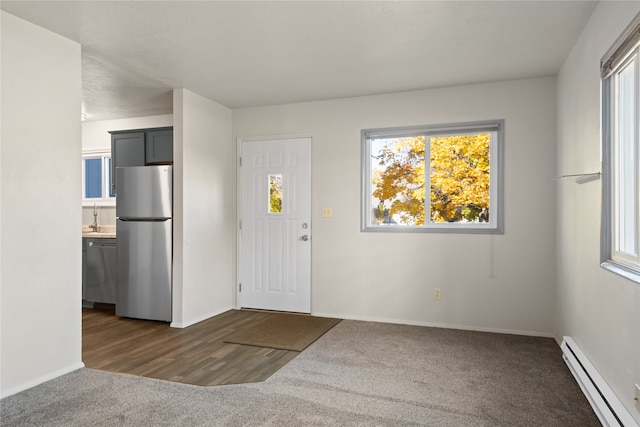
[2,1,598,121]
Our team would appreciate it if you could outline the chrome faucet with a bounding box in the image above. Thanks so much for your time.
[90,203,99,232]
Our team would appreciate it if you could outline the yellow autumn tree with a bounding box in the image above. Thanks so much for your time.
[372,134,490,225]
[269,175,283,213]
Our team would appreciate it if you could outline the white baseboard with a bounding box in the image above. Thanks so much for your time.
[0,362,85,400]
[313,312,554,338]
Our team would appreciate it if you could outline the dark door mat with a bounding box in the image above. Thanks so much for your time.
[224,313,341,351]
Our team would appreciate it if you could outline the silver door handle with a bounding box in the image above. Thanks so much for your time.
[301,235,309,241]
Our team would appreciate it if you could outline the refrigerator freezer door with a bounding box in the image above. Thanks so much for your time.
[116,166,172,219]
[116,219,172,322]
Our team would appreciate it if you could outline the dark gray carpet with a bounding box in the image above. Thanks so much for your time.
[0,320,599,426]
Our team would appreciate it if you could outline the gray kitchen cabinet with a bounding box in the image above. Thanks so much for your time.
[110,127,173,194]
[110,131,145,194]
[84,238,117,304]
[146,128,173,164]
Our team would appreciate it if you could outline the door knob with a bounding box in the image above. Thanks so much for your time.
[301,235,309,241]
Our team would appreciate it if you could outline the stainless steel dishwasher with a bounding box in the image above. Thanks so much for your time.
[85,238,117,304]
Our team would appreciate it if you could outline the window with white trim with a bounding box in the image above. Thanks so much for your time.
[82,150,115,206]
[361,120,504,233]
[601,12,640,282]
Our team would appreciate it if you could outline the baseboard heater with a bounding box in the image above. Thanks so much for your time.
[561,337,637,426]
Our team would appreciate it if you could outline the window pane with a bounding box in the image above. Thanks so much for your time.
[370,136,425,226]
[269,174,283,213]
[615,58,637,256]
[429,134,490,223]
[84,158,102,198]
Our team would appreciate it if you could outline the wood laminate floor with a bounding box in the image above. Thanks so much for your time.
[82,305,299,386]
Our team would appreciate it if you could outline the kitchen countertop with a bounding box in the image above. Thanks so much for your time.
[82,225,116,238]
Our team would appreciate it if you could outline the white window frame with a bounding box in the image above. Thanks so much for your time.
[361,120,504,234]
[601,12,640,283]
[82,149,115,206]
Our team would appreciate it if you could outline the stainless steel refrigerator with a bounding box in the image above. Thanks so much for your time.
[116,166,172,322]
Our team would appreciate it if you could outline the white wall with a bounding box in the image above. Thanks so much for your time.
[82,114,173,151]
[233,77,558,336]
[557,2,640,422]
[172,89,234,328]
[1,12,83,397]
[80,115,173,226]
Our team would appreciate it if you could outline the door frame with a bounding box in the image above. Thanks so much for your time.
[235,134,314,312]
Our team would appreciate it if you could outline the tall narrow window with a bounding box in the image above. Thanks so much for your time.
[601,12,640,281]
[362,120,503,233]
[614,57,637,258]
[269,174,283,213]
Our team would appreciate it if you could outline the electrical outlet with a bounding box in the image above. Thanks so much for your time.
[635,384,640,412]
[322,207,333,218]
[433,288,441,300]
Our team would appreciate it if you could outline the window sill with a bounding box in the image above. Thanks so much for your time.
[600,261,640,284]
[361,225,503,234]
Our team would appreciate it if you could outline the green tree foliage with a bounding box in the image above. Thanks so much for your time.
[372,134,490,225]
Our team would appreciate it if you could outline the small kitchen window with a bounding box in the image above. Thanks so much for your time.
[82,150,115,206]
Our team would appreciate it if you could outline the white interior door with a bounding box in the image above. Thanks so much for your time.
[240,137,311,313]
